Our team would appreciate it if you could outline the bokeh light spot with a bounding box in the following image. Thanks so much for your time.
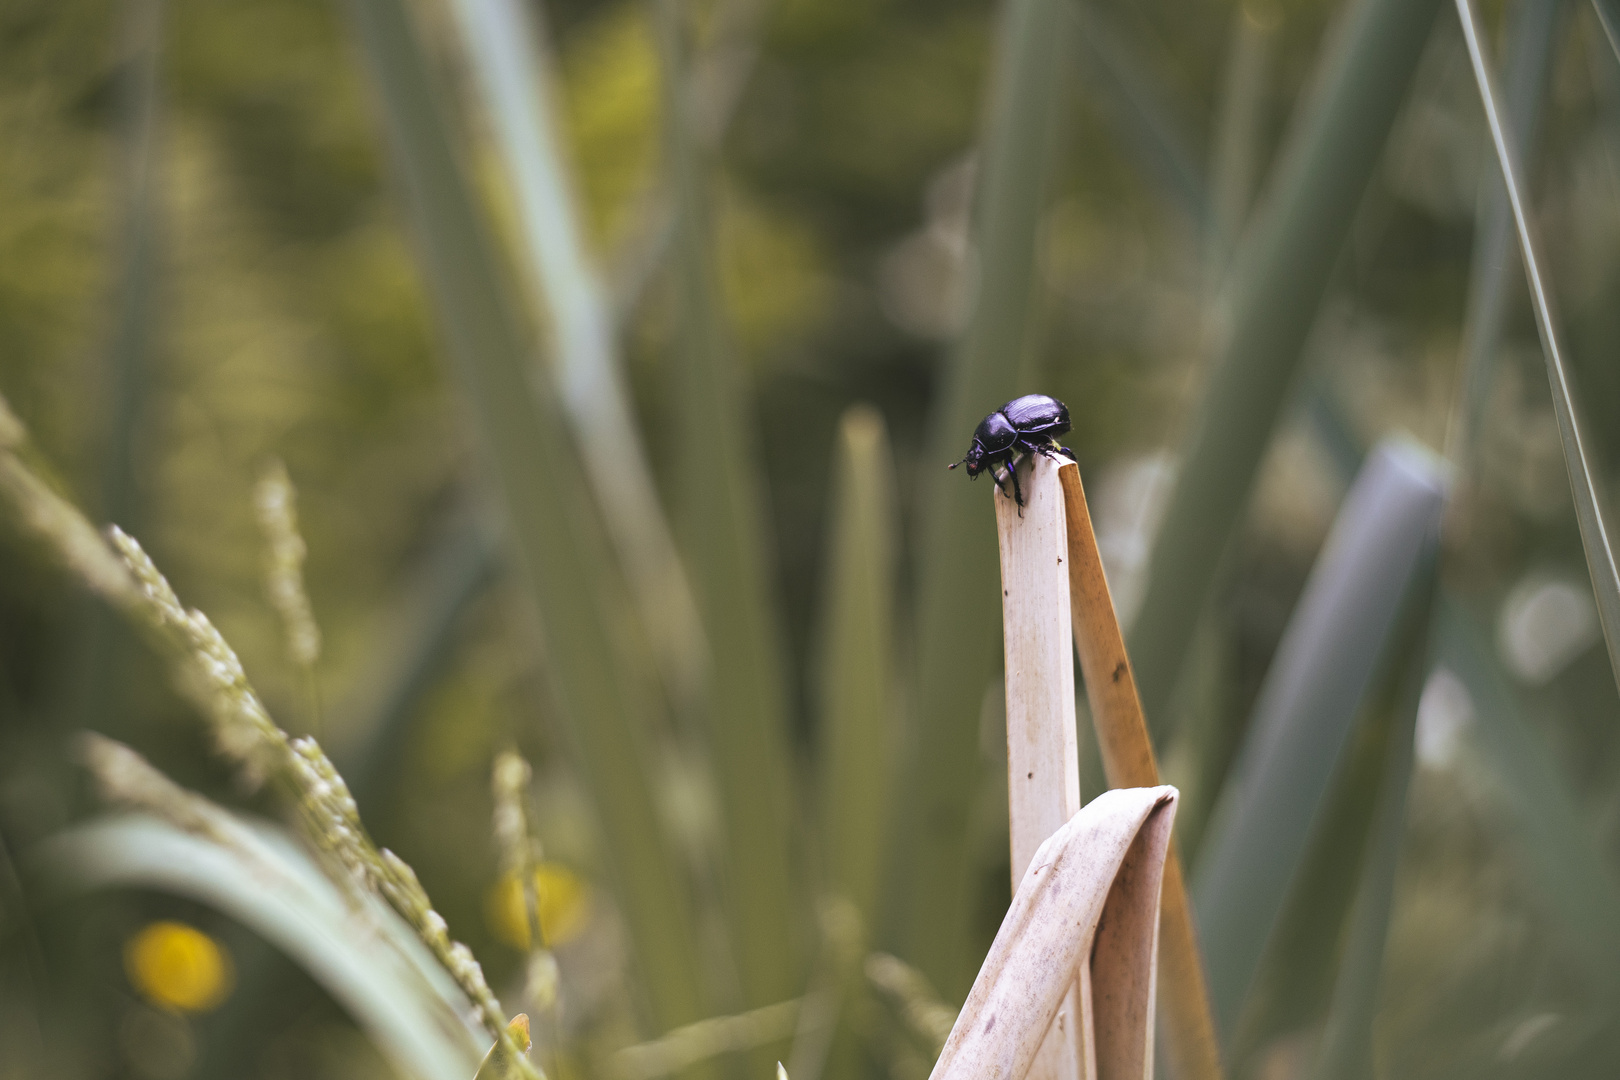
[124,920,235,1013]
[485,863,590,949]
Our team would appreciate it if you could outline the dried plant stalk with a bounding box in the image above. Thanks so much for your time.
[1057,463,1222,1080]
[929,786,1178,1080]
[994,453,1086,1080]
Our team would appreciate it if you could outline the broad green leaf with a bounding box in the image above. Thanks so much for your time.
[1128,0,1445,741]
[1309,570,1434,1080]
[1194,439,1448,1042]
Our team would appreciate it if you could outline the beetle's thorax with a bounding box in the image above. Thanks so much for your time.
[973,412,1018,457]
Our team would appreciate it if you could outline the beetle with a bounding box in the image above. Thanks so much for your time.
[948,393,1073,508]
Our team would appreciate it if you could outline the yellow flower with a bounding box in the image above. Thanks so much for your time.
[124,921,234,1013]
[486,863,590,949]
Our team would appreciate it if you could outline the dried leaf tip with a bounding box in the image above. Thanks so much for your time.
[474,1013,539,1080]
[776,1062,789,1080]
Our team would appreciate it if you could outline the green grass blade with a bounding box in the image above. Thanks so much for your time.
[1594,0,1620,62]
[35,815,483,1080]
[809,409,900,1080]
[100,0,163,538]
[338,0,713,1036]
[817,405,899,925]
[653,0,804,1010]
[1432,594,1620,998]
[1455,0,1620,701]
[1309,572,1433,1080]
[1069,3,1210,225]
[67,0,165,738]
[1128,0,1445,741]
[1193,439,1448,1043]
[1206,5,1276,276]
[889,0,1072,998]
[1453,0,1565,462]
[445,0,707,711]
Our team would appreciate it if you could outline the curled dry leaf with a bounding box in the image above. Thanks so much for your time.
[929,786,1178,1080]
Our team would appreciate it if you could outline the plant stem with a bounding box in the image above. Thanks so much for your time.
[1057,462,1222,1080]
[995,454,1086,1080]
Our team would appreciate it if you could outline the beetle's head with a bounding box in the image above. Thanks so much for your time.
[949,440,987,476]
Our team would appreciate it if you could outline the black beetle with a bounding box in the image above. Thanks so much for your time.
[949,394,1073,508]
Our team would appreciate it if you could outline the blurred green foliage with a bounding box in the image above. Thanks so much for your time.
[3,0,1620,1077]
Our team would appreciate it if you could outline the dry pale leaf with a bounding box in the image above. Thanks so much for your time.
[928,786,1177,1080]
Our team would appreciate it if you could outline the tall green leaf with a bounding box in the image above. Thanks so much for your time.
[1193,439,1448,1043]
[68,0,165,739]
[1455,0,1620,699]
[1309,574,1433,1080]
[444,0,707,712]
[809,406,900,1080]
[1128,0,1444,741]
[818,405,900,928]
[1452,0,1567,463]
[888,0,1073,998]
[652,0,804,1010]
[1205,4,1276,277]
[1594,0,1620,62]
[338,0,712,1037]
[99,0,163,543]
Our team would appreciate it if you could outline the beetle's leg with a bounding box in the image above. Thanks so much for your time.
[1007,458,1025,510]
[1038,441,1076,464]
[989,460,1013,500]
[1023,435,1064,463]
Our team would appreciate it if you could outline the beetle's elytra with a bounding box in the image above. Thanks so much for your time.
[948,393,1073,508]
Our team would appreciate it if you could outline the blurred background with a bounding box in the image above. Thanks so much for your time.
[1,0,1619,1076]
